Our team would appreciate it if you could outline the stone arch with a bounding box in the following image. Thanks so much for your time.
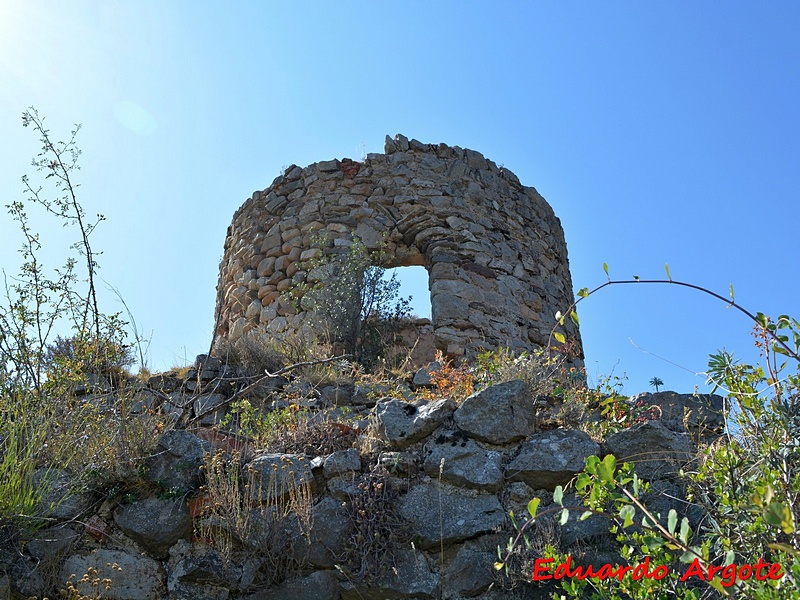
[214,134,582,364]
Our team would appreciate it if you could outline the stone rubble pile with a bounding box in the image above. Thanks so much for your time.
[0,353,725,600]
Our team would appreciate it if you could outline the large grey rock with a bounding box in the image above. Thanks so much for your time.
[411,361,441,388]
[340,548,440,599]
[257,570,340,600]
[454,380,537,445]
[145,429,210,492]
[373,398,454,448]
[285,497,352,568]
[443,540,497,597]
[628,391,725,440]
[33,469,94,520]
[193,393,228,425]
[61,549,166,600]
[114,498,192,558]
[247,453,314,502]
[398,483,505,549]
[166,541,238,600]
[319,382,355,406]
[506,429,600,490]
[605,421,692,480]
[423,431,503,492]
[25,525,79,561]
[323,448,361,479]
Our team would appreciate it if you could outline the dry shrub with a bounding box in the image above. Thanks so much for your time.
[342,465,410,584]
[417,351,475,403]
[265,410,357,456]
[216,330,286,377]
[41,390,169,484]
[197,450,314,584]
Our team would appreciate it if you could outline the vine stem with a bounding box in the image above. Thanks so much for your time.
[552,278,800,363]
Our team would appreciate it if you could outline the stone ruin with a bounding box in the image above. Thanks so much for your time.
[214,134,582,362]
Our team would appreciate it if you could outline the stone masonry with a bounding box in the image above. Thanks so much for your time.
[214,134,581,360]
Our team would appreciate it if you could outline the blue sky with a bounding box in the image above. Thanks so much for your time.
[1,2,798,395]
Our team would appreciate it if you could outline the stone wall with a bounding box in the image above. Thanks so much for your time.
[214,134,581,360]
[1,356,721,599]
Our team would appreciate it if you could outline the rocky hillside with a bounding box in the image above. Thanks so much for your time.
[1,352,724,600]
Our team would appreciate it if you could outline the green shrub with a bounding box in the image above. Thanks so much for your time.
[292,236,411,370]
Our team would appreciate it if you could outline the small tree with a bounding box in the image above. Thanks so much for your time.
[0,109,138,538]
[296,237,411,369]
[649,376,664,392]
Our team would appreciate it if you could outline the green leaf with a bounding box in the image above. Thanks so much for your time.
[620,504,635,528]
[633,275,640,281]
[597,454,617,483]
[553,486,564,506]
[527,498,540,519]
[729,283,734,301]
[580,510,593,521]
[554,331,566,344]
[603,262,609,278]
[768,542,799,556]
[667,509,678,534]
[555,310,564,325]
[584,455,600,475]
[724,550,735,565]
[665,263,672,281]
[680,548,702,563]
[569,310,580,326]
[680,517,691,544]
[708,578,727,595]
[559,508,569,525]
[577,287,589,298]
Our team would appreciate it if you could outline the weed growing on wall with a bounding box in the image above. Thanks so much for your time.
[291,236,411,370]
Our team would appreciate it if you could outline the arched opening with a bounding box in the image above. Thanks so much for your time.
[381,265,435,366]
[384,265,431,320]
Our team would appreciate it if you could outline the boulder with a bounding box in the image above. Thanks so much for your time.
[443,540,497,597]
[373,398,454,448]
[397,483,505,549]
[322,448,361,479]
[25,525,79,561]
[33,469,94,520]
[144,430,210,492]
[285,497,352,568]
[423,431,503,492]
[319,382,355,406]
[256,570,340,600]
[605,421,692,480]
[339,548,439,599]
[506,429,600,490]
[114,498,192,558]
[247,453,314,502]
[193,393,228,426]
[166,541,238,599]
[628,391,725,440]
[454,380,537,445]
[61,548,166,600]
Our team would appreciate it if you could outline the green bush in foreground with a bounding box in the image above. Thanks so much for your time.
[0,109,144,540]
[500,274,800,599]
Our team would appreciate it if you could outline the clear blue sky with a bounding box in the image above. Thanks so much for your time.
[1,2,798,395]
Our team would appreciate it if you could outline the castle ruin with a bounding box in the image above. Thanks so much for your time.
[214,134,581,362]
